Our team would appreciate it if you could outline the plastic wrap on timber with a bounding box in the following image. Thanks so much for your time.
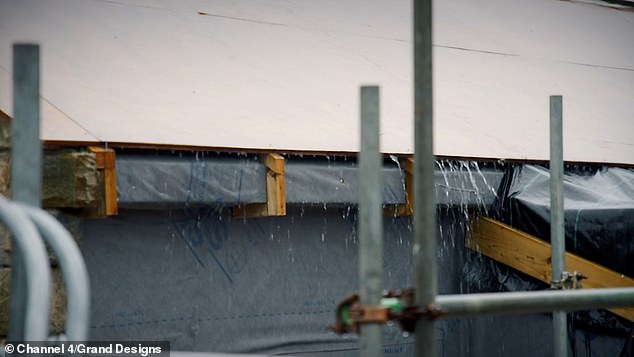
[43,151,99,208]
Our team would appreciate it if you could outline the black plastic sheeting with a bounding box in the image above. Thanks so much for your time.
[83,205,630,356]
[82,157,634,356]
[486,164,634,337]
[499,165,634,277]
[116,154,503,208]
[116,155,267,208]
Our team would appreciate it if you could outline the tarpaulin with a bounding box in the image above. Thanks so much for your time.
[500,165,634,277]
[491,164,634,335]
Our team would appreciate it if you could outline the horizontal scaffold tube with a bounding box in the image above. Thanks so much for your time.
[432,287,634,319]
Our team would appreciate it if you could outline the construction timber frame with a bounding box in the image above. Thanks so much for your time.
[3,5,633,354]
[233,153,286,218]
[354,1,634,356]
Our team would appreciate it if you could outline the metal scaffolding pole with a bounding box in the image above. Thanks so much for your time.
[8,43,42,341]
[359,86,383,357]
[434,288,634,319]
[413,0,436,356]
[550,95,567,357]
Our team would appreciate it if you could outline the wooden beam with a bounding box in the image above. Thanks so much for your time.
[384,157,414,216]
[467,216,634,322]
[234,153,286,217]
[88,147,118,216]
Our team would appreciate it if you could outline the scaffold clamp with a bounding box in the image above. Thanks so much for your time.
[551,271,587,290]
[332,289,420,334]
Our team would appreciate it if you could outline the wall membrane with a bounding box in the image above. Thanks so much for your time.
[79,158,630,355]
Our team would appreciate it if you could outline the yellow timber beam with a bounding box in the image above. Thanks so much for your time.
[234,153,286,218]
[466,216,634,322]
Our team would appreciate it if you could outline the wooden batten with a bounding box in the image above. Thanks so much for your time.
[384,157,414,216]
[88,146,118,216]
[234,153,286,218]
[467,216,634,322]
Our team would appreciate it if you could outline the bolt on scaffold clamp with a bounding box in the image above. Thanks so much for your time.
[551,271,587,290]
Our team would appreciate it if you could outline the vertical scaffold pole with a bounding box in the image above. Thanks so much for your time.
[359,86,384,357]
[550,95,567,357]
[8,43,42,341]
[413,0,437,356]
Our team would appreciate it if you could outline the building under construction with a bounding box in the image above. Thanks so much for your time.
[0,0,633,356]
